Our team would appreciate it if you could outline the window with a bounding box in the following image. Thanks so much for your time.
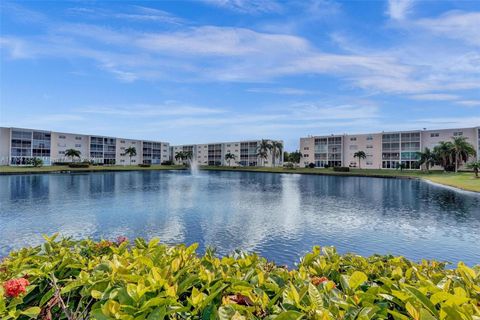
[303,154,309,157]
[430,133,439,137]
[304,147,309,150]
[227,144,231,147]
[59,135,66,139]
[366,162,373,165]
[366,135,373,141]
[58,151,65,155]
[120,140,125,143]
[75,136,82,140]
[350,137,357,141]
[453,131,463,136]
[366,145,373,149]
[75,144,81,148]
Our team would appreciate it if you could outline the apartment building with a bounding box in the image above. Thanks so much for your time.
[300,127,479,169]
[0,127,170,166]
[171,139,283,167]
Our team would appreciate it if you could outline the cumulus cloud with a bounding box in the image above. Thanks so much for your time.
[386,0,414,20]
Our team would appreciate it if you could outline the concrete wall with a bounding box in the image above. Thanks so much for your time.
[0,127,10,165]
[343,133,383,169]
[116,139,142,165]
[50,132,89,163]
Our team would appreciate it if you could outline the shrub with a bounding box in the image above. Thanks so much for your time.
[161,160,173,165]
[308,162,315,168]
[333,166,350,172]
[283,162,295,169]
[52,161,70,166]
[138,163,151,167]
[323,164,330,169]
[68,163,90,168]
[1,237,478,319]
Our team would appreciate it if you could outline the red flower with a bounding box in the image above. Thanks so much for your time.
[116,236,128,245]
[311,276,329,286]
[3,278,30,298]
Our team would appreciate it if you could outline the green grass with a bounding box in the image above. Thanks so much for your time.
[0,164,185,174]
[200,166,480,192]
[1,164,478,192]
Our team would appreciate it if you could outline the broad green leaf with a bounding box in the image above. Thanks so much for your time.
[20,307,41,318]
[349,271,368,290]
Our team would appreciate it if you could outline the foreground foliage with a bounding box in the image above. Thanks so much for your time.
[1,236,479,319]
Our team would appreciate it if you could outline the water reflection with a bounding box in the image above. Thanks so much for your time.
[0,171,479,266]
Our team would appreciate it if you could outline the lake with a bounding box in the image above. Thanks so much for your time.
[1,170,479,266]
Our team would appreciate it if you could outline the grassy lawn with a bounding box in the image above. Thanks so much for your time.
[201,166,480,192]
[0,164,185,174]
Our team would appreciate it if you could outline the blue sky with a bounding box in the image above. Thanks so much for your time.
[0,0,479,150]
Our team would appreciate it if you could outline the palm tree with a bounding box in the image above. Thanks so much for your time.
[224,153,236,166]
[124,146,137,165]
[451,136,476,172]
[175,151,185,164]
[289,151,302,164]
[353,151,366,169]
[467,161,480,178]
[270,141,283,167]
[433,141,454,171]
[256,139,272,167]
[416,147,436,173]
[184,151,193,163]
[65,149,81,163]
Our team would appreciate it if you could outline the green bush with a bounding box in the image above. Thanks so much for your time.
[68,163,90,168]
[1,237,479,319]
[283,163,295,170]
[138,164,151,167]
[333,166,350,172]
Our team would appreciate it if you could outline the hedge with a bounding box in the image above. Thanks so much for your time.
[0,236,479,319]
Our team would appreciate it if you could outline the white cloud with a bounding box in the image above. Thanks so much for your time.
[201,0,283,14]
[409,94,459,101]
[456,100,480,107]
[79,104,227,117]
[246,87,312,95]
[417,11,480,47]
[386,0,414,20]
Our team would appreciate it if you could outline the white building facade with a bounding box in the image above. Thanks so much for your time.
[300,127,479,170]
[0,127,170,166]
[171,139,284,167]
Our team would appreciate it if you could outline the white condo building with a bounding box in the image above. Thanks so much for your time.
[300,127,480,170]
[171,139,284,167]
[0,127,170,166]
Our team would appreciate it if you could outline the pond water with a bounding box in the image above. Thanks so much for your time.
[1,170,479,266]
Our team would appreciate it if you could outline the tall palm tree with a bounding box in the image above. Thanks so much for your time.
[270,141,283,167]
[224,153,236,166]
[289,151,302,164]
[451,136,476,172]
[467,161,480,178]
[416,147,436,173]
[184,151,193,161]
[65,149,81,163]
[124,146,137,165]
[256,139,272,167]
[433,141,454,171]
[353,151,366,169]
[175,151,184,164]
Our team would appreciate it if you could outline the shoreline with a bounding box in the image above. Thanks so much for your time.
[0,165,478,193]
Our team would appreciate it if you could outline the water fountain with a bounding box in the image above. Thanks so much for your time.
[188,158,199,175]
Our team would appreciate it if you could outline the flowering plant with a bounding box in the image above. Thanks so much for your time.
[0,235,479,319]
